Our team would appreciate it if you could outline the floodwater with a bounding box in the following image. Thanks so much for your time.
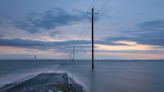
[0,60,164,92]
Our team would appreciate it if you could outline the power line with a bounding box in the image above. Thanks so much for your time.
[92,0,109,15]
[98,0,109,13]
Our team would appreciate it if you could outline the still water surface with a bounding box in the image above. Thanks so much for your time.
[0,60,164,92]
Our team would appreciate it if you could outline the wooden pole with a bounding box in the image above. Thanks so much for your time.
[91,8,94,70]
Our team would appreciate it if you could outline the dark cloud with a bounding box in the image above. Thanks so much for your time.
[140,20,164,31]
[0,38,44,47]
[0,37,129,49]
[106,35,164,46]
[104,20,164,46]
[0,38,118,53]
[14,8,88,33]
[0,38,91,52]
[133,20,164,46]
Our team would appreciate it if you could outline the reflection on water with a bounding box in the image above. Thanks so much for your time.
[60,60,164,92]
[0,60,164,92]
[90,70,96,92]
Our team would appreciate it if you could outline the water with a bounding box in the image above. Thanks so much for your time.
[0,60,164,92]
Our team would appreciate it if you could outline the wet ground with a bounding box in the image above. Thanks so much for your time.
[0,73,84,92]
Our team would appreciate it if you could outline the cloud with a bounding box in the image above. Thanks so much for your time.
[132,20,164,46]
[0,38,91,53]
[95,41,163,51]
[136,20,164,45]
[1,38,163,53]
[140,20,164,31]
[0,38,135,54]
[0,38,45,47]
[104,19,164,46]
[14,8,87,33]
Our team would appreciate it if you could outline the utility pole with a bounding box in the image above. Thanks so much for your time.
[72,46,75,61]
[34,55,37,60]
[88,8,98,70]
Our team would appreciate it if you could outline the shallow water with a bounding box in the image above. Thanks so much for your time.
[0,60,164,92]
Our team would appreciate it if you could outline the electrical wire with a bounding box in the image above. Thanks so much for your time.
[92,0,110,15]
[98,0,109,13]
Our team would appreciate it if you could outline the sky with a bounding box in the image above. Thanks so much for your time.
[0,0,164,60]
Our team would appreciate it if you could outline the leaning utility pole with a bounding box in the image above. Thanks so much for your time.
[72,46,75,61]
[88,8,98,70]
[34,55,37,60]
